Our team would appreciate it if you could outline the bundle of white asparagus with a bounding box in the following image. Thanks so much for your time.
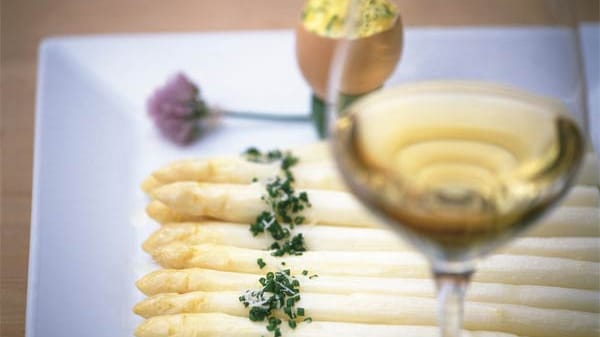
[135,142,600,337]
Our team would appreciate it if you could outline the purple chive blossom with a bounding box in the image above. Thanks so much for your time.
[147,73,207,145]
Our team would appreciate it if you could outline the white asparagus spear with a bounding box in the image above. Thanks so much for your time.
[143,150,599,192]
[151,243,600,289]
[150,182,600,236]
[149,156,278,187]
[143,222,600,262]
[143,163,597,206]
[150,182,378,227]
[140,176,161,192]
[144,176,598,207]
[135,313,521,337]
[145,188,599,229]
[136,268,600,312]
[145,201,204,224]
[143,159,344,193]
[142,142,331,191]
[145,201,600,239]
[134,291,599,337]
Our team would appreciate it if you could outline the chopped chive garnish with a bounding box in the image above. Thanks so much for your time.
[243,148,311,256]
[243,148,284,163]
[240,269,308,337]
[241,148,314,336]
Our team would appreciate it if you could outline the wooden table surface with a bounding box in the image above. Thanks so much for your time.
[1,1,598,336]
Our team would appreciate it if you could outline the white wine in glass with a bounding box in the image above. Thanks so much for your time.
[332,81,585,336]
[326,1,589,334]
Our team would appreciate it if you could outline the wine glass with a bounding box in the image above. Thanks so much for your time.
[327,1,587,336]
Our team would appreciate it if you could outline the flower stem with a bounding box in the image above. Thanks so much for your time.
[220,110,311,122]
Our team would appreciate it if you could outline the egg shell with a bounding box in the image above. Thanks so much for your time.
[295,16,404,99]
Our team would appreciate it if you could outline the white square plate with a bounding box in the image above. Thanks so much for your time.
[28,26,598,337]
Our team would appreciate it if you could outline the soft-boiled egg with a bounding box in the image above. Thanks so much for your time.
[295,0,403,98]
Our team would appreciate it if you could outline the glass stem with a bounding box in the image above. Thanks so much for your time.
[434,271,472,337]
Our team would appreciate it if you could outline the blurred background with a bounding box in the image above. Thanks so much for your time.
[1,1,598,336]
